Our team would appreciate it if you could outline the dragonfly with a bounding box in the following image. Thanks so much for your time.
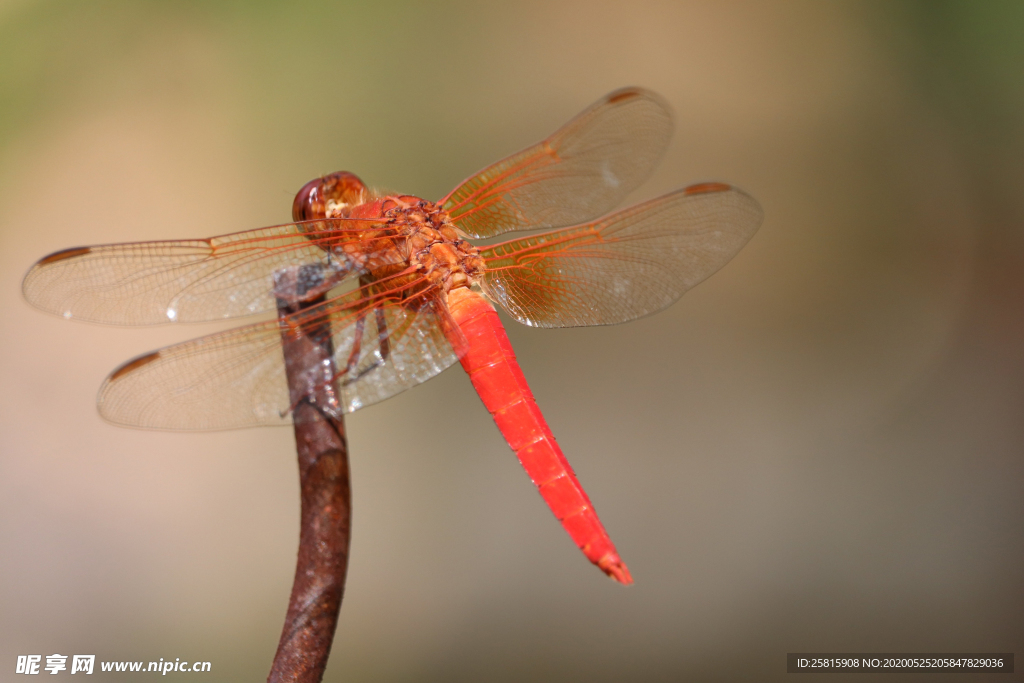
[23,87,762,584]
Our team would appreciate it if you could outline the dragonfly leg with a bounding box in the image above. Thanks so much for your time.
[375,306,391,363]
[342,310,367,377]
[338,279,392,385]
[338,305,389,387]
[282,305,376,418]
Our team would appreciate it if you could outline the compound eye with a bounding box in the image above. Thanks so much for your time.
[292,172,368,222]
[292,178,324,222]
[319,172,368,215]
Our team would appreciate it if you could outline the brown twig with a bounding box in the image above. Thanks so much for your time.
[268,265,351,683]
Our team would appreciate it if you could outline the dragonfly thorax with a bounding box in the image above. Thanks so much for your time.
[293,171,484,296]
[378,196,485,293]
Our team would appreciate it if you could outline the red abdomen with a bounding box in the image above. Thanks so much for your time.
[446,286,632,584]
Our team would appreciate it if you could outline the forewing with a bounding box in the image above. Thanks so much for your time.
[97,289,461,430]
[479,183,763,327]
[22,219,395,325]
[441,87,673,238]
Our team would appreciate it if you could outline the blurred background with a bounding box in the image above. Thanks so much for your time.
[1,1,1022,681]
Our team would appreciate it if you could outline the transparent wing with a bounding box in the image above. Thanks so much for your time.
[97,286,462,430]
[22,218,398,325]
[441,87,673,238]
[479,183,763,327]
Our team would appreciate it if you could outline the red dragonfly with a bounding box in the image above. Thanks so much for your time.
[23,88,761,584]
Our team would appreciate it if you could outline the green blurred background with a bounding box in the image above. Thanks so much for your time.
[2,1,1022,681]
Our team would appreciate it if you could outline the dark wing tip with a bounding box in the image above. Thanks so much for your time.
[23,248,94,313]
[683,181,733,196]
[602,86,672,119]
[606,87,646,104]
[685,182,764,233]
[36,246,92,266]
[108,351,161,381]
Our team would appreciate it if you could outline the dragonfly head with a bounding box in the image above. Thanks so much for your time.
[292,171,369,221]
